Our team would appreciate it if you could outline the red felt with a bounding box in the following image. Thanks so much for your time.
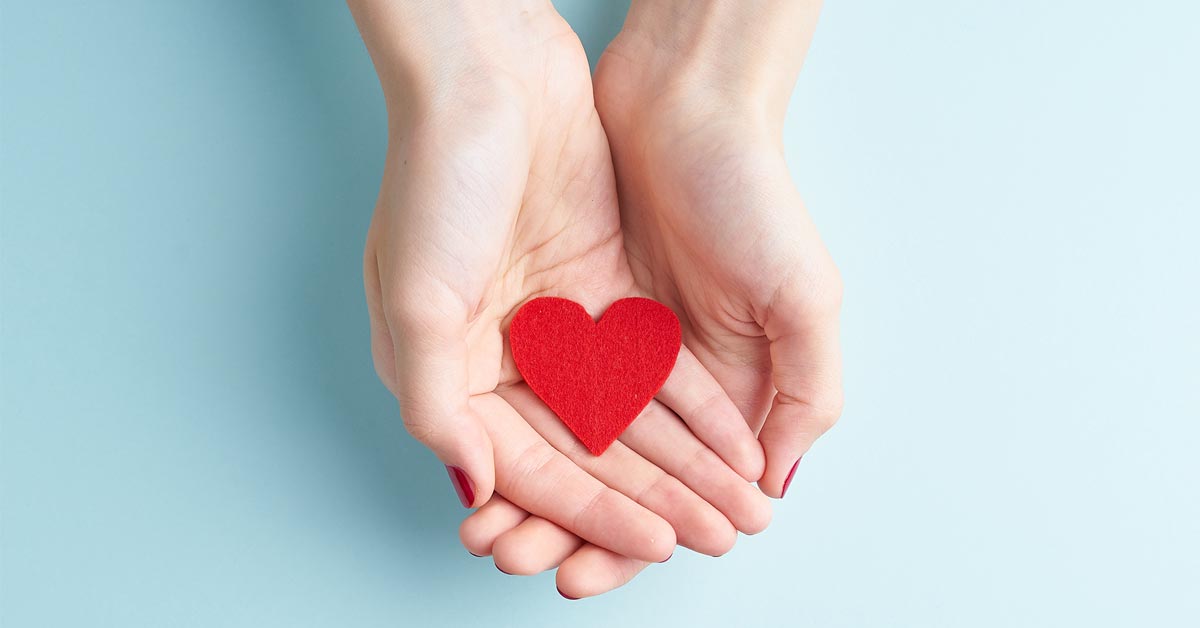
[509,297,682,456]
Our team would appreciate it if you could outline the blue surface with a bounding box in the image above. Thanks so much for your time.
[2,1,1198,626]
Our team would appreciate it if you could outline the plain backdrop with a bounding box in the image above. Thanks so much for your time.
[2,1,1198,626]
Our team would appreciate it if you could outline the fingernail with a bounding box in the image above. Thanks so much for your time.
[781,457,802,498]
[445,465,474,508]
[467,551,484,558]
[557,586,579,600]
[659,553,673,563]
[496,563,513,576]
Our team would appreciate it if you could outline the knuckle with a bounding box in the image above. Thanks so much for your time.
[637,472,683,510]
[811,390,845,430]
[806,403,842,434]
[571,486,612,533]
[689,392,739,436]
[776,389,843,434]
[501,440,559,495]
[400,411,438,443]
[680,445,725,480]
[816,412,840,433]
[604,555,632,587]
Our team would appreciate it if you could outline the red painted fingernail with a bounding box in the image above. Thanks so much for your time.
[781,457,802,498]
[557,587,579,600]
[445,465,474,508]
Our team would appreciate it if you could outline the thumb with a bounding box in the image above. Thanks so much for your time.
[756,293,844,499]
[366,257,495,509]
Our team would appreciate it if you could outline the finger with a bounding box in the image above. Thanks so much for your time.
[621,400,773,535]
[369,251,495,509]
[472,393,676,563]
[458,494,528,557]
[757,306,843,498]
[555,545,649,600]
[501,385,735,557]
[657,346,766,482]
[492,516,583,575]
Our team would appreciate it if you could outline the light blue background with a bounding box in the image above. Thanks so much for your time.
[2,1,1198,626]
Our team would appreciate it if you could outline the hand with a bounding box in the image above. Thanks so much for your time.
[432,0,841,597]
[348,0,769,566]
[594,0,845,496]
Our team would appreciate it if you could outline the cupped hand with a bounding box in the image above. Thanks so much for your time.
[592,0,845,497]
[349,1,769,565]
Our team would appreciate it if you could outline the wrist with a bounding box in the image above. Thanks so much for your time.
[348,0,565,129]
[608,0,822,121]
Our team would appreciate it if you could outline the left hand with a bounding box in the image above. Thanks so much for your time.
[593,0,844,498]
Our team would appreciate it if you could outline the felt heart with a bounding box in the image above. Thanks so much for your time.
[509,297,682,456]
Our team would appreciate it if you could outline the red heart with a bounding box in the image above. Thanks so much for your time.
[509,297,682,455]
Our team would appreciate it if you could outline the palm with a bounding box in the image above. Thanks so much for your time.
[365,28,769,568]
[366,34,633,401]
[595,48,844,495]
[611,118,823,429]
[464,98,633,396]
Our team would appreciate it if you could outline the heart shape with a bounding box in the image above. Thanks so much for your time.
[509,297,682,455]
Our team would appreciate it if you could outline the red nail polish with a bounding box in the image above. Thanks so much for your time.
[445,465,474,508]
[557,586,579,600]
[781,457,802,498]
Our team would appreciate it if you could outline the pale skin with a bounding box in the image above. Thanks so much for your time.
[348,0,841,598]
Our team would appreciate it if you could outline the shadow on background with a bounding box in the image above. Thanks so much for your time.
[215,1,457,563]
